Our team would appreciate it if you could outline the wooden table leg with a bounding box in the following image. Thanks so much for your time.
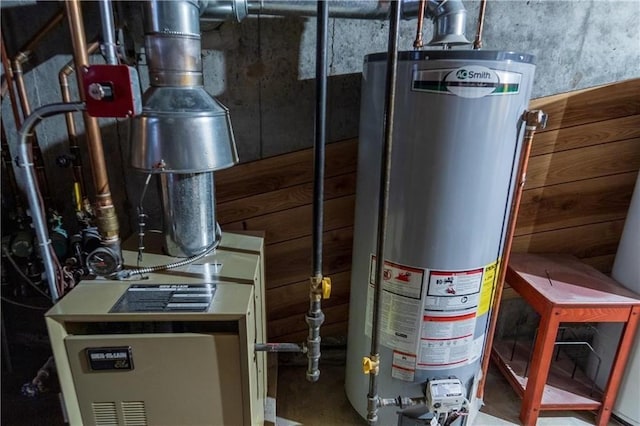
[520,308,561,426]
[597,306,640,426]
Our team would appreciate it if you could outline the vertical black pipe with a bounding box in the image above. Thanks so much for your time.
[312,1,328,275]
[306,0,329,383]
[367,1,401,424]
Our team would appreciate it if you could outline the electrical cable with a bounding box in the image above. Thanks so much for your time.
[117,223,222,280]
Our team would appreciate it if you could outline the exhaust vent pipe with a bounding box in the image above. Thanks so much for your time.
[200,0,470,46]
[131,0,238,257]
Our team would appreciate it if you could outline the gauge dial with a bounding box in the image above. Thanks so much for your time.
[86,247,120,277]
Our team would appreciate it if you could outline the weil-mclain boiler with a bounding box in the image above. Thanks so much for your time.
[345,50,536,424]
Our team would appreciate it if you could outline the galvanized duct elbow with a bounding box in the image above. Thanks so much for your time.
[131,0,237,173]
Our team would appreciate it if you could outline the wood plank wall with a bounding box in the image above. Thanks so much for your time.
[216,78,640,341]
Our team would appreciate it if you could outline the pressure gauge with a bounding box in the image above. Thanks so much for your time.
[86,247,121,277]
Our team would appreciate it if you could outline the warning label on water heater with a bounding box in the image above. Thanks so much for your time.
[365,256,425,354]
[417,312,476,370]
[424,268,483,312]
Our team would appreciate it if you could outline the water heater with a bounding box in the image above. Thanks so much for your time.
[345,50,536,424]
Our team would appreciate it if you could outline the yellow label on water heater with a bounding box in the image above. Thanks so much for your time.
[478,260,500,316]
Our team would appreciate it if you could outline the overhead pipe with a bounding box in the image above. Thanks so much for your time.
[200,0,470,46]
[65,0,121,248]
[98,0,119,65]
[476,110,548,399]
[16,102,87,302]
[364,1,401,424]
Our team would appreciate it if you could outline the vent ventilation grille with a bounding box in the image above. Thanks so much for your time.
[122,401,147,426]
[92,402,118,425]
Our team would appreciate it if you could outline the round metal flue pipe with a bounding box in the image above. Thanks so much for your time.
[144,0,202,87]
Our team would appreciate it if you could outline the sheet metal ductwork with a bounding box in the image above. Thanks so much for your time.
[130,0,238,257]
[200,0,470,46]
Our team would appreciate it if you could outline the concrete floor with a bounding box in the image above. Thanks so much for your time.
[276,362,623,426]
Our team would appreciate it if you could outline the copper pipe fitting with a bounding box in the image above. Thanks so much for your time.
[65,0,120,242]
[473,0,487,50]
[413,0,427,49]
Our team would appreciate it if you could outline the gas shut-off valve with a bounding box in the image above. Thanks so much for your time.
[425,378,467,426]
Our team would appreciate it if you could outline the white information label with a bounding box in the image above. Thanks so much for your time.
[469,334,485,364]
[391,351,416,382]
[417,313,477,370]
[424,268,483,312]
[365,256,426,354]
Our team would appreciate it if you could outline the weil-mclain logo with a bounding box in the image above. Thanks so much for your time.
[413,65,521,98]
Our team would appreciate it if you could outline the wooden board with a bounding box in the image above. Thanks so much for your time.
[273,321,349,343]
[268,303,350,340]
[217,172,356,224]
[525,138,640,189]
[512,220,625,259]
[265,227,353,289]
[531,115,640,157]
[224,195,355,245]
[515,172,638,236]
[530,79,640,132]
[215,139,357,203]
[266,271,351,321]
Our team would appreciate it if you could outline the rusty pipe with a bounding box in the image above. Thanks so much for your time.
[413,0,426,49]
[59,40,100,204]
[476,110,548,399]
[473,0,487,50]
[65,0,120,243]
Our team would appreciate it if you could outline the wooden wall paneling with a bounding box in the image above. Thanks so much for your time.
[265,227,354,289]
[224,195,355,245]
[515,171,638,236]
[274,321,349,344]
[217,172,356,224]
[512,220,625,260]
[580,254,617,274]
[525,138,640,189]
[215,139,357,202]
[268,303,350,341]
[529,79,640,132]
[531,115,640,157]
[267,271,352,321]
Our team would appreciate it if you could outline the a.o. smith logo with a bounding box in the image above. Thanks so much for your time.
[413,65,521,98]
[455,68,492,80]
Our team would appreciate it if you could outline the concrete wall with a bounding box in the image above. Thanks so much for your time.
[2,0,639,235]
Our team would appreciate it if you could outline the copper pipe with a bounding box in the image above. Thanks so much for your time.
[19,9,65,57]
[59,40,100,203]
[476,110,548,399]
[1,33,23,127]
[65,0,120,242]
[473,0,487,50]
[413,0,426,49]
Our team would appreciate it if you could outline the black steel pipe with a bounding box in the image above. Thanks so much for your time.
[305,0,329,384]
[367,1,401,424]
